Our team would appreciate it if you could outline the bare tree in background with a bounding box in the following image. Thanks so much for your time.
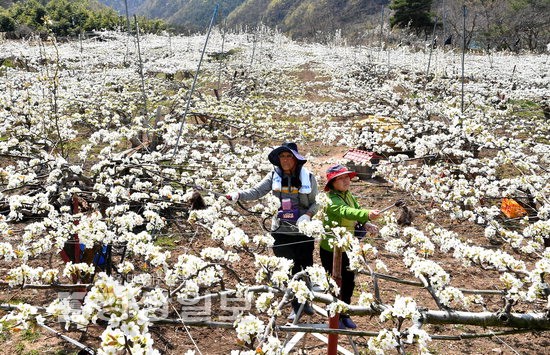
[433,0,549,51]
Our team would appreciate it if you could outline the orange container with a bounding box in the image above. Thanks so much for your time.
[500,198,528,218]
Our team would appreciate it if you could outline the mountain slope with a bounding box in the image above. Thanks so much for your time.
[227,0,388,39]
[94,0,389,38]
[135,0,245,31]
[98,0,147,14]
[0,0,14,8]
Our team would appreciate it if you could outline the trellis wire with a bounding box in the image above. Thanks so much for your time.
[170,301,204,354]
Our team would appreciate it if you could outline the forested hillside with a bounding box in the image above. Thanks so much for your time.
[125,0,389,39]
[111,0,549,51]
[0,0,166,37]
[1,0,549,51]
[137,0,243,32]
[226,0,388,40]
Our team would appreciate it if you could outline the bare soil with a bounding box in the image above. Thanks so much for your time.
[1,147,548,355]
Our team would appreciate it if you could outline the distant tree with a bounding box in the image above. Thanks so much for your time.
[436,0,549,52]
[507,0,550,51]
[3,0,166,37]
[45,0,92,36]
[389,0,435,37]
[436,1,479,50]
[0,11,16,31]
[8,0,47,29]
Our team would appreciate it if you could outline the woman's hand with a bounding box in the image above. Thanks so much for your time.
[225,192,239,204]
[369,209,381,220]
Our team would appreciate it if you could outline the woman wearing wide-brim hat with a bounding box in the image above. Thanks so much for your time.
[321,164,381,329]
[226,142,319,319]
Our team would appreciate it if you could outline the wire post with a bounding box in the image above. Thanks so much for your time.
[216,15,226,99]
[426,17,438,76]
[123,0,131,62]
[172,3,219,159]
[378,5,384,53]
[250,31,257,69]
[461,5,467,114]
[134,15,149,143]
[123,0,131,33]
[442,0,447,38]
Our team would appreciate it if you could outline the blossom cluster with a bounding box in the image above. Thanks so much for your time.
[254,254,292,288]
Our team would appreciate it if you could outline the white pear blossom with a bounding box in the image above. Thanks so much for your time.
[234,314,265,344]
[255,292,275,314]
[326,300,349,317]
[368,328,400,354]
[380,295,420,322]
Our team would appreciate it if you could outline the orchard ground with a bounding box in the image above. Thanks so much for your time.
[0,29,549,354]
